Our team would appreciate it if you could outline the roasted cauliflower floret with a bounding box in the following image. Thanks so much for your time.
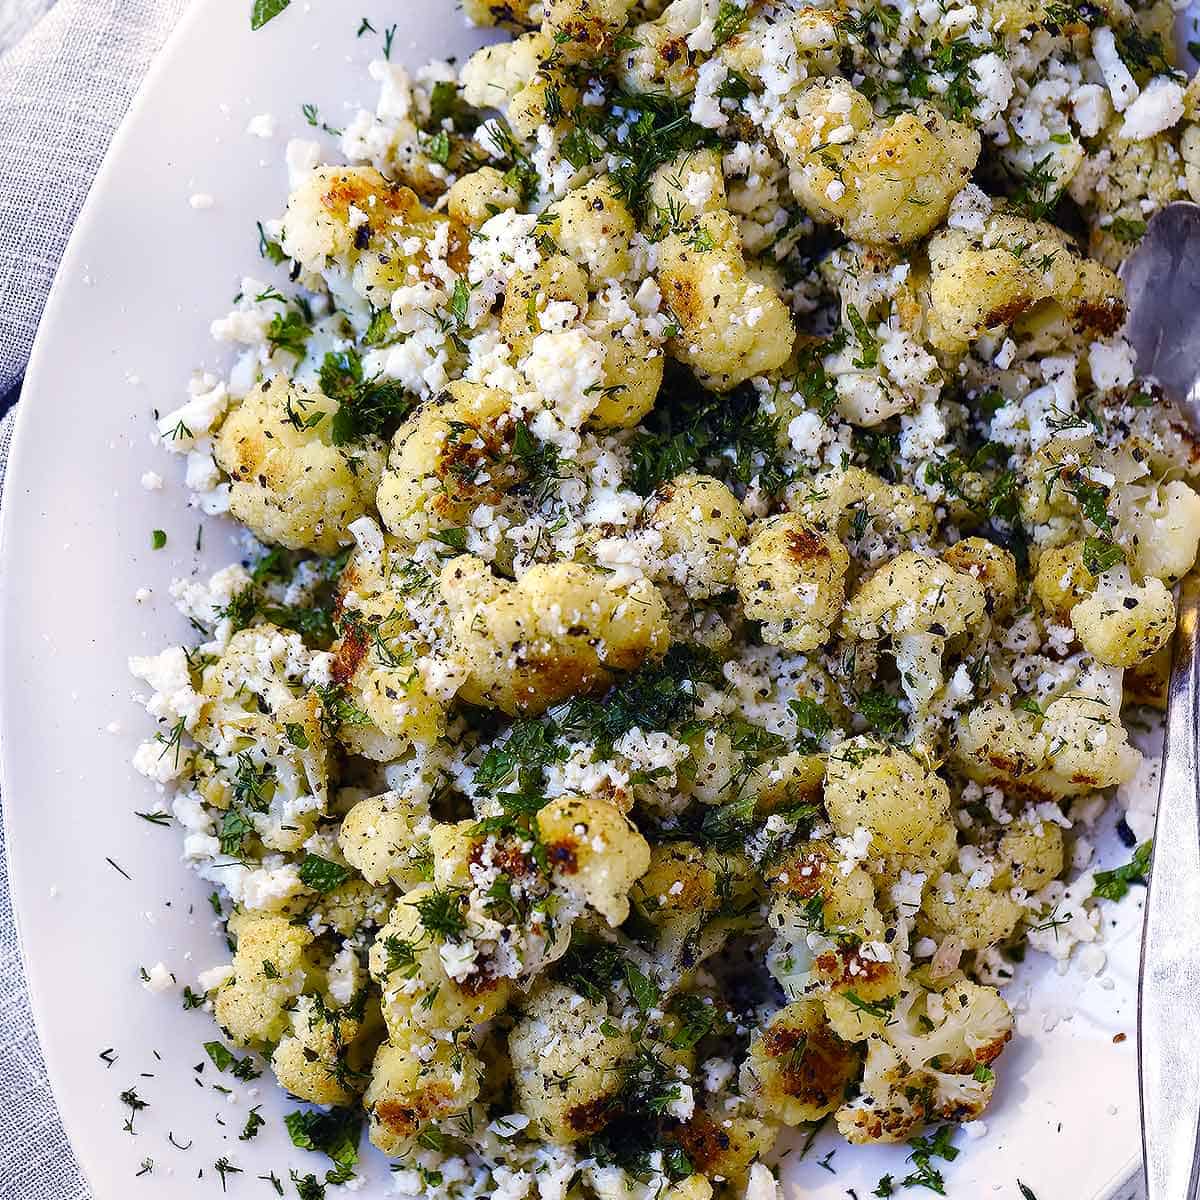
[509,982,635,1142]
[889,980,1013,1075]
[921,873,1023,950]
[952,691,1140,798]
[545,177,636,279]
[214,377,385,554]
[942,538,1019,618]
[369,884,511,1037]
[735,514,849,651]
[338,791,432,887]
[271,993,373,1106]
[441,555,671,715]
[500,255,590,359]
[545,0,638,61]
[844,551,987,709]
[1070,573,1176,667]
[1114,479,1200,584]
[536,795,652,925]
[631,842,756,986]
[824,738,953,859]
[446,166,521,228]
[777,80,980,246]
[460,30,552,108]
[925,211,1125,354]
[375,380,520,542]
[835,1037,927,1144]
[656,211,794,390]
[281,165,466,306]
[648,149,728,228]
[212,912,315,1048]
[365,1036,482,1156]
[741,1000,861,1126]
[620,0,707,96]
[795,466,936,561]
[646,473,748,598]
[1032,540,1096,623]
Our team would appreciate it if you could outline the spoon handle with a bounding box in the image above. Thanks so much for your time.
[1141,572,1200,1199]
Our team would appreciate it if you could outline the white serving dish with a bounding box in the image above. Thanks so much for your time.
[0,0,1148,1195]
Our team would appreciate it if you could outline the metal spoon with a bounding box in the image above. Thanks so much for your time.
[1123,201,1200,1200]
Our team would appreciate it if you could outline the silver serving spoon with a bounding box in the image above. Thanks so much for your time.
[1123,201,1200,1200]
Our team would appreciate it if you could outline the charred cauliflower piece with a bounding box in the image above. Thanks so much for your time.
[777,80,980,246]
[925,211,1125,354]
[509,982,635,1142]
[440,555,671,715]
[656,210,794,390]
[741,1000,862,1125]
[735,513,850,651]
[214,377,384,554]
[647,472,748,598]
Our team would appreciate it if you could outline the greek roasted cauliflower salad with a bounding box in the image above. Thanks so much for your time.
[128,0,1200,1193]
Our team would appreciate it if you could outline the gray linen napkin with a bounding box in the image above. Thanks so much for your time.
[0,3,188,1195]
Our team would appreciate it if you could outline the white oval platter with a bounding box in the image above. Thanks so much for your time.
[0,1,1148,1196]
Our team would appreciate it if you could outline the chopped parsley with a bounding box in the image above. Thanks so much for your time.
[250,0,289,30]
[1092,841,1152,901]
[319,348,417,446]
[297,854,354,894]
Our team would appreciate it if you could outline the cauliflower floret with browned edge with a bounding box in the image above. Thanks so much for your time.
[338,791,433,887]
[375,380,521,544]
[776,80,980,247]
[441,554,671,715]
[620,0,707,96]
[646,472,748,598]
[656,210,794,390]
[365,1036,482,1156]
[1070,572,1176,667]
[741,1000,862,1126]
[631,843,756,987]
[888,980,1013,1075]
[735,513,849,651]
[369,883,511,1038]
[544,0,638,61]
[536,794,652,926]
[835,1037,927,1144]
[925,211,1125,354]
[952,690,1139,799]
[844,551,987,710]
[281,165,467,308]
[824,737,953,860]
[214,377,385,555]
[509,982,636,1142]
[212,912,315,1048]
